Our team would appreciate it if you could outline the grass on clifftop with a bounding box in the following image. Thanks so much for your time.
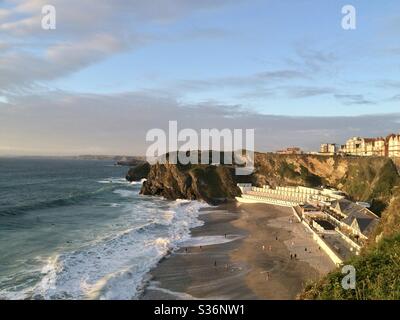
[341,158,400,214]
[301,233,400,300]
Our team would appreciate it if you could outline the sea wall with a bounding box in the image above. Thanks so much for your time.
[301,220,343,266]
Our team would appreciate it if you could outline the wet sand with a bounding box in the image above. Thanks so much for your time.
[140,202,335,300]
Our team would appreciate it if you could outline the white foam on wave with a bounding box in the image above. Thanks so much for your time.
[146,281,199,300]
[109,203,121,208]
[97,177,130,185]
[0,287,31,300]
[146,281,229,300]
[179,235,244,248]
[32,200,209,300]
[113,189,138,198]
[175,199,191,203]
[130,178,147,185]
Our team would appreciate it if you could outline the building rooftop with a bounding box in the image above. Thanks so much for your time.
[331,199,380,237]
[314,219,336,231]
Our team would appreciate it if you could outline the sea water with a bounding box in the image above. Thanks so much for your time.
[0,158,207,300]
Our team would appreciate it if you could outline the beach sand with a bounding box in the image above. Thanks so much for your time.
[140,202,335,300]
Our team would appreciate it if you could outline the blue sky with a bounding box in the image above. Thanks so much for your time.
[1,0,400,155]
[46,0,400,116]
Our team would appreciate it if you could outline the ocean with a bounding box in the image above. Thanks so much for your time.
[0,158,207,300]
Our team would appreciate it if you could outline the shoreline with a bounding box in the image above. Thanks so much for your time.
[140,201,335,300]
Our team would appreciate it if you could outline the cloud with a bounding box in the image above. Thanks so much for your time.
[178,69,309,92]
[0,0,238,93]
[174,44,340,101]
[1,90,399,156]
[378,79,400,89]
[287,46,337,73]
[0,8,11,21]
[387,47,400,55]
[334,94,376,105]
[388,94,400,101]
[0,0,238,36]
[286,86,336,98]
[0,41,9,51]
[0,34,130,93]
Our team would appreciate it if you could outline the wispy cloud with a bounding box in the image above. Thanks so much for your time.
[286,46,337,73]
[0,0,238,93]
[334,94,376,105]
[388,94,400,101]
[0,34,133,93]
[177,69,309,92]
[286,86,336,98]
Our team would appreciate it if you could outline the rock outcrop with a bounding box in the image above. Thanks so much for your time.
[126,162,151,182]
[140,163,241,205]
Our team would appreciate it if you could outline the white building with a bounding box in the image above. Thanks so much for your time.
[320,143,337,155]
[236,184,345,207]
[387,134,400,157]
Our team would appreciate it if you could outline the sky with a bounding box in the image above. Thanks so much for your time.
[0,0,400,156]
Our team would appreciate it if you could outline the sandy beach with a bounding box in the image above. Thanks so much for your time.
[140,202,335,300]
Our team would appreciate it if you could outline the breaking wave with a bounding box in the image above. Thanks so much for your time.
[28,200,208,300]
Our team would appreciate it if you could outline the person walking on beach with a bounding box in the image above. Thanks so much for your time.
[214,260,217,268]
[224,233,227,239]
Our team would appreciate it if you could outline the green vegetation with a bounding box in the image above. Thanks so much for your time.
[374,195,400,241]
[371,160,399,199]
[299,165,323,187]
[340,158,400,215]
[301,233,400,300]
[278,162,299,180]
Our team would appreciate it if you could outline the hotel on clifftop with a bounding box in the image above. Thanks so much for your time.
[319,133,400,157]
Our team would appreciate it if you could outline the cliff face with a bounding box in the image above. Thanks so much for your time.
[126,162,151,182]
[141,163,241,205]
[139,153,400,215]
[252,153,399,214]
